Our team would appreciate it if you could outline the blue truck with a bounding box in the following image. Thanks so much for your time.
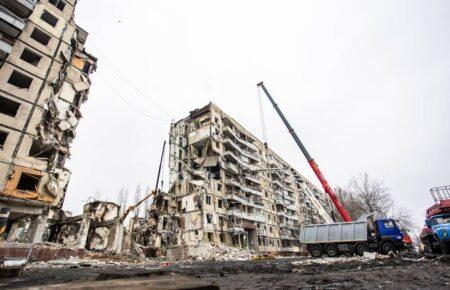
[300,214,405,257]
[420,185,450,254]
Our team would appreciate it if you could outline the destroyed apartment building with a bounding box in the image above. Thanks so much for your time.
[0,0,96,243]
[159,103,331,258]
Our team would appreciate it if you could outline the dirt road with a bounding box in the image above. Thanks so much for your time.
[1,254,449,289]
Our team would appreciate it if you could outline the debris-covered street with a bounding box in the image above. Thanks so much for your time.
[0,254,449,289]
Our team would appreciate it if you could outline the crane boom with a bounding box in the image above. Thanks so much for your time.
[257,82,352,222]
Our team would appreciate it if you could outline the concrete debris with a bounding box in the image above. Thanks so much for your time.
[191,242,255,261]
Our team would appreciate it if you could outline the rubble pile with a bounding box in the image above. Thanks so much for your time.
[290,253,391,266]
[194,243,255,261]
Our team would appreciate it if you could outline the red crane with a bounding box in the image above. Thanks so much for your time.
[257,82,352,222]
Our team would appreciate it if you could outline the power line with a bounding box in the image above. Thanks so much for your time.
[89,41,172,116]
[98,71,170,122]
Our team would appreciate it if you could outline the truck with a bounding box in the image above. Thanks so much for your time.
[299,214,405,257]
[420,185,450,254]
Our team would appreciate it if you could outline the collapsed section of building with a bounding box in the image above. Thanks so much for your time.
[154,103,332,258]
[0,0,96,243]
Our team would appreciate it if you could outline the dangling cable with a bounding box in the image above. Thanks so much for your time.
[257,85,268,146]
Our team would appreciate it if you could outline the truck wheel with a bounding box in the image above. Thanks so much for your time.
[310,244,322,258]
[382,242,396,255]
[325,244,339,257]
[355,243,369,256]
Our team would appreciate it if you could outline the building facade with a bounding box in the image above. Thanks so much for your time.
[0,0,96,242]
[168,103,331,255]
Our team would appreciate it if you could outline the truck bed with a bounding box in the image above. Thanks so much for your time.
[300,221,368,244]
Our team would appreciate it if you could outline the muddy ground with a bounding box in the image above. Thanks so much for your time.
[1,254,449,289]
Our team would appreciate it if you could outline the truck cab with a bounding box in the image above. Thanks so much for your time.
[374,219,404,253]
[427,214,450,242]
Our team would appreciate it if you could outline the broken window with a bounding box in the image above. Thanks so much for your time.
[41,10,58,27]
[219,216,224,226]
[206,214,212,223]
[179,149,183,159]
[49,0,66,11]
[177,162,182,172]
[220,233,225,243]
[16,172,41,192]
[20,48,42,66]
[8,71,33,89]
[0,130,8,149]
[30,28,51,46]
[29,139,54,159]
[217,183,222,192]
[206,195,212,205]
[218,199,223,208]
[0,96,20,117]
[207,232,213,242]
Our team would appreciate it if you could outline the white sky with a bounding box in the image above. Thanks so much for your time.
[64,0,450,232]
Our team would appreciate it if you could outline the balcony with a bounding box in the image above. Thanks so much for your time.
[225,178,241,188]
[0,5,25,38]
[227,209,265,223]
[224,150,239,163]
[188,125,211,145]
[0,0,35,18]
[244,174,261,185]
[223,162,239,175]
[223,137,259,163]
[280,234,298,241]
[223,125,258,152]
[226,193,249,205]
[242,185,263,197]
[228,225,245,233]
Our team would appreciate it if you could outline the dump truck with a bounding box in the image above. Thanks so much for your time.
[299,214,405,257]
[420,185,450,254]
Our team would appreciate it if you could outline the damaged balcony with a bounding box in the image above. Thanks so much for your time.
[0,0,36,18]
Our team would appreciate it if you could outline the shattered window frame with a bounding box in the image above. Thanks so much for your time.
[16,172,42,192]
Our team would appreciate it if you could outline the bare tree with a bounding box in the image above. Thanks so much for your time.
[94,190,102,201]
[117,187,129,215]
[334,186,365,221]
[332,172,415,230]
[133,185,142,218]
[143,185,152,219]
[348,172,393,217]
[390,207,415,231]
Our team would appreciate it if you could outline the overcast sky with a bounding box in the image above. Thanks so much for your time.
[64,0,450,232]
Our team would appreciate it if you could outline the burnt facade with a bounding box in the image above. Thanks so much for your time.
[0,0,96,243]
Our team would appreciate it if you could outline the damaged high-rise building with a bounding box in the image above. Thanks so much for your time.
[0,0,96,243]
[165,103,331,257]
